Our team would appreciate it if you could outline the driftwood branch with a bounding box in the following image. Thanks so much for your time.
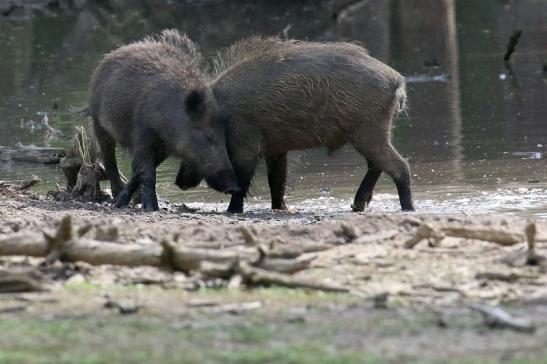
[237,262,349,293]
[0,144,65,164]
[0,215,343,293]
[404,222,524,249]
[0,176,40,193]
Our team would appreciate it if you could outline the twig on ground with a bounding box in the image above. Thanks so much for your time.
[468,302,535,333]
[238,262,349,293]
[503,30,522,62]
[0,304,28,313]
[475,271,538,282]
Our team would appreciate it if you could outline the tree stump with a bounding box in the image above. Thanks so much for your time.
[57,125,108,202]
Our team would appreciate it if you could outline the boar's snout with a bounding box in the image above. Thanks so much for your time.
[175,163,203,190]
[207,169,240,194]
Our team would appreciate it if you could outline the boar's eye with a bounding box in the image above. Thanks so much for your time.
[185,89,205,117]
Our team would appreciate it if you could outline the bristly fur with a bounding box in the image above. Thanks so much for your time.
[97,29,207,87]
[89,29,238,209]
[144,29,204,70]
[211,36,369,80]
[198,36,413,212]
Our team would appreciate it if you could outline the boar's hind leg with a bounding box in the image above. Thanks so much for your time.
[266,153,288,210]
[353,142,414,212]
[93,119,124,197]
[351,159,382,212]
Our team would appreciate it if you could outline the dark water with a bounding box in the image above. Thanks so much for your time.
[0,0,546,216]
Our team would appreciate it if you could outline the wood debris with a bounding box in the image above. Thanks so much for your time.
[0,304,28,314]
[0,215,347,294]
[469,303,535,333]
[475,272,536,283]
[0,144,65,164]
[405,222,524,249]
[0,269,45,293]
[404,224,444,249]
[103,296,141,315]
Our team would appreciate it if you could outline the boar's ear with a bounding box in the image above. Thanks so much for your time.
[185,89,205,117]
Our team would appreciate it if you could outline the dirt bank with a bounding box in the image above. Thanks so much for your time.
[1,189,547,363]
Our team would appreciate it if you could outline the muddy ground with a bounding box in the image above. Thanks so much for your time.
[1,187,547,363]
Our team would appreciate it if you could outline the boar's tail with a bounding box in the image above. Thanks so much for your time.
[394,79,407,116]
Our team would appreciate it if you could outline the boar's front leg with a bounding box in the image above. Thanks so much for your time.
[113,166,142,209]
[265,153,288,210]
[351,159,382,212]
[227,157,259,214]
[114,131,167,211]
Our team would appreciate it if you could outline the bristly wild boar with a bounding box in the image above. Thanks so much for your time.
[89,29,239,211]
[177,37,414,213]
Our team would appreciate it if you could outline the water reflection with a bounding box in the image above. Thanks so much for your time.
[0,0,545,215]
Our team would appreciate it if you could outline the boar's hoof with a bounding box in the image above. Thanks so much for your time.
[113,191,131,209]
[227,207,244,214]
[227,199,244,214]
[141,194,159,211]
[351,203,365,212]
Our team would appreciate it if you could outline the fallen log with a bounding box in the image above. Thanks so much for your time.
[161,240,259,272]
[0,144,65,164]
[0,215,339,293]
[0,233,47,256]
[441,226,523,246]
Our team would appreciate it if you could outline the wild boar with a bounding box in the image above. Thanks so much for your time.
[89,29,239,211]
[177,37,414,213]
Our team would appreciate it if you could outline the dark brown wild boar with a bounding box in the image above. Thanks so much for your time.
[176,37,414,213]
[89,29,239,211]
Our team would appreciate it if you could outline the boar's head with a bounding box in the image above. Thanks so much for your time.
[170,88,239,194]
